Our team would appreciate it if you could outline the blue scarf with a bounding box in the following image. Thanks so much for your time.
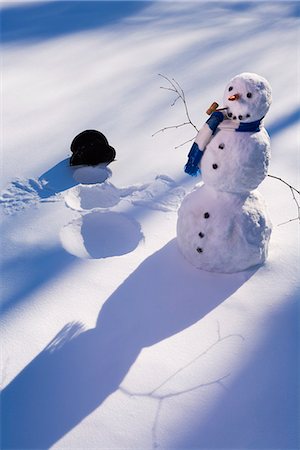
[184,114,264,176]
[236,117,263,132]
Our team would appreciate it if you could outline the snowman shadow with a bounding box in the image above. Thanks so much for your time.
[2,239,257,449]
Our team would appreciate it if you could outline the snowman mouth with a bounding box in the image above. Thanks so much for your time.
[227,110,251,121]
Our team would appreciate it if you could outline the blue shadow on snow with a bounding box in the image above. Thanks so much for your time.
[0,157,113,315]
[37,158,111,198]
[267,106,300,138]
[174,292,299,448]
[1,246,76,316]
[1,1,149,43]
[37,158,79,198]
[1,239,256,449]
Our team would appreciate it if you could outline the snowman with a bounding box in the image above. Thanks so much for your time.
[177,72,272,273]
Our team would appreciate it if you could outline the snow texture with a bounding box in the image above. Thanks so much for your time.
[129,175,185,212]
[65,183,122,211]
[1,2,299,450]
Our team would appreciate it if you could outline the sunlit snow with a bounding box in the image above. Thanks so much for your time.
[1,2,299,449]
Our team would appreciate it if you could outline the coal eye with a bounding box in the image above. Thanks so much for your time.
[228,86,233,91]
[247,92,252,98]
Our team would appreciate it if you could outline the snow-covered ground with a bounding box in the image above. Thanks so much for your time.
[1,2,299,449]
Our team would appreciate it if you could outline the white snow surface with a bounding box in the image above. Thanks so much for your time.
[1,2,299,449]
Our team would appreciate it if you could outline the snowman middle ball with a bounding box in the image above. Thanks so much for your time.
[176,184,272,273]
[201,124,271,193]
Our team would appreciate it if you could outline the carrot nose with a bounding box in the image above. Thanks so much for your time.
[228,93,240,101]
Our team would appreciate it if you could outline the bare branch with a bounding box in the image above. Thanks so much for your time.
[152,73,199,144]
[155,74,299,227]
[268,174,300,195]
[172,77,185,97]
[290,186,300,216]
[160,86,176,93]
[278,217,299,226]
[268,174,300,225]
[152,122,191,137]
[174,136,197,149]
[159,74,180,93]
[171,95,181,107]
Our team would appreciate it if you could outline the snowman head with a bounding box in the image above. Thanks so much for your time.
[223,73,272,122]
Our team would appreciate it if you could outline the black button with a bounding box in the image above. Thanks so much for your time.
[199,232,204,238]
[212,164,218,169]
[204,212,210,219]
[238,115,243,120]
[233,116,237,120]
[219,143,225,149]
[196,247,203,253]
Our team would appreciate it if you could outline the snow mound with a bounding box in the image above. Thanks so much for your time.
[65,182,121,211]
[64,175,184,213]
[72,166,111,185]
[60,211,143,259]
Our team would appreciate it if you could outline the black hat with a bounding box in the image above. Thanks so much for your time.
[70,130,116,166]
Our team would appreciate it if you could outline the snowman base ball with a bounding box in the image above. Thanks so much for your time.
[177,184,272,273]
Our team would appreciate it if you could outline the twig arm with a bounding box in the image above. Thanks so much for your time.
[268,174,300,225]
[268,174,300,195]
